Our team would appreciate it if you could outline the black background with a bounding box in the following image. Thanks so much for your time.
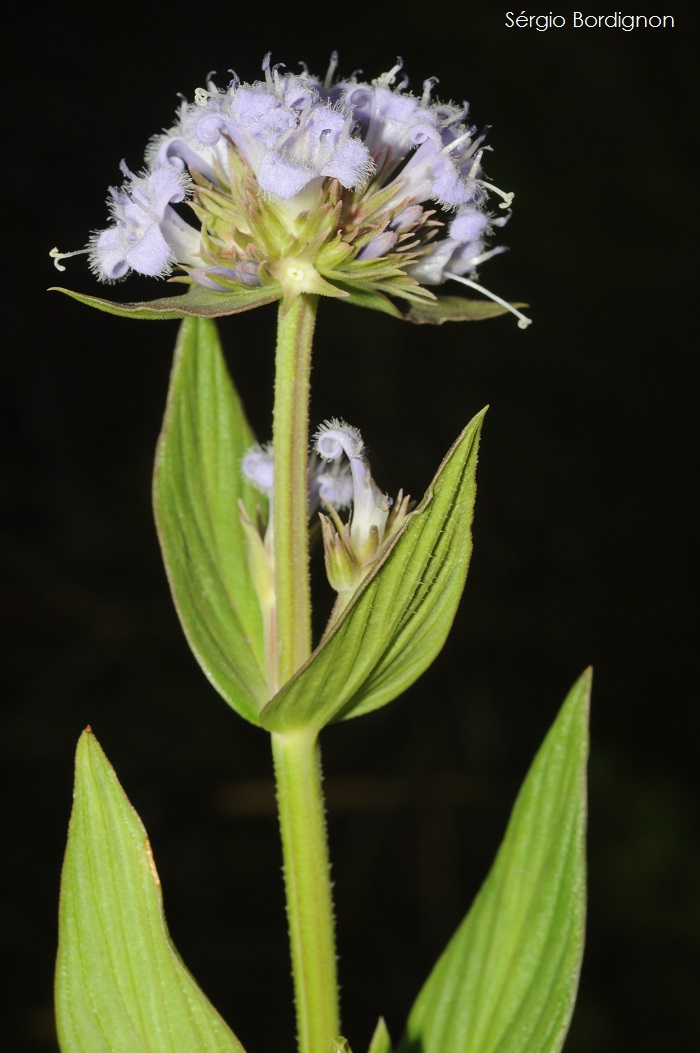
[3,5,697,1051]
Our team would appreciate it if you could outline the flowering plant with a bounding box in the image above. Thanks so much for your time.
[52,53,588,1053]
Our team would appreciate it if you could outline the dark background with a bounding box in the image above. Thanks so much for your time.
[3,6,697,1051]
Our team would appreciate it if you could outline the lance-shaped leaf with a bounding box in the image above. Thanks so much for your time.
[50,283,282,320]
[51,284,521,326]
[368,1018,393,1053]
[260,410,485,732]
[56,729,246,1053]
[404,296,529,326]
[336,285,525,325]
[154,317,268,724]
[397,670,590,1053]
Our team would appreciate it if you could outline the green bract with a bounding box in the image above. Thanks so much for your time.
[153,317,268,724]
[153,314,485,729]
[261,410,485,732]
[51,284,522,324]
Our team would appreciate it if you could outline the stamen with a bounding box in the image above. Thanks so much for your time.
[194,86,210,107]
[446,272,532,329]
[442,129,476,157]
[373,57,404,88]
[462,246,508,268]
[439,102,470,129]
[324,50,339,91]
[421,76,439,106]
[458,125,490,162]
[118,159,141,184]
[49,247,88,272]
[341,112,355,142]
[261,51,273,90]
[477,180,514,210]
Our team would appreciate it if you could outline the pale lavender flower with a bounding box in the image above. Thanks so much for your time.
[312,418,412,598]
[88,162,199,281]
[242,444,275,496]
[170,57,373,201]
[242,442,353,515]
[309,456,354,514]
[409,206,499,284]
[314,419,391,556]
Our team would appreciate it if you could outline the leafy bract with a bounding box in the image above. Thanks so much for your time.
[397,670,590,1053]
[404,296,529,325]
[338,286,526,324]
[50,283,281,319]
[55,729,246,1053]
[153,317,267,724]
[261,411,485,732]
[51,284,520,325]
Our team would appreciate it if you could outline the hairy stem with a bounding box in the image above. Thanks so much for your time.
[272,295,317,688]
[271,294,339,1053]
[272,729,339,1053]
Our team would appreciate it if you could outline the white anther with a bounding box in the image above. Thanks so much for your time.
[373,58,404,88]
[477,180,515,209]
[49,247,88,272]
[462,246,508,268]
[442,130,476,157]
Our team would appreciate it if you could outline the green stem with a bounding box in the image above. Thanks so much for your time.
[271,294,339,1052]
[272,294,317,688]
[272,729,339,1053]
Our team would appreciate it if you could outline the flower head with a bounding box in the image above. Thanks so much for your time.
[52,54,530,327]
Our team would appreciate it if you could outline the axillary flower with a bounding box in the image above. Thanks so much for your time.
[51,53,530,327]
[313,420,411,619]
[240,421,407,626]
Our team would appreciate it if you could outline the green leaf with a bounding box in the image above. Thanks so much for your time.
[368,1018,393,1053]
[404,295,529,325]
[334,284,405,319]
[50,284,523,326]
[260,410,485,732]
[50,282,281,320]
[154,317,268,724]
[323,285,527,325]
[397,670,590,1053]
[56,728,246,1053]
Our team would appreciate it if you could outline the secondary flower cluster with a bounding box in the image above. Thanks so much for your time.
[52,54,530,326]
[313,419,411,602]
[242,420,409,612]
